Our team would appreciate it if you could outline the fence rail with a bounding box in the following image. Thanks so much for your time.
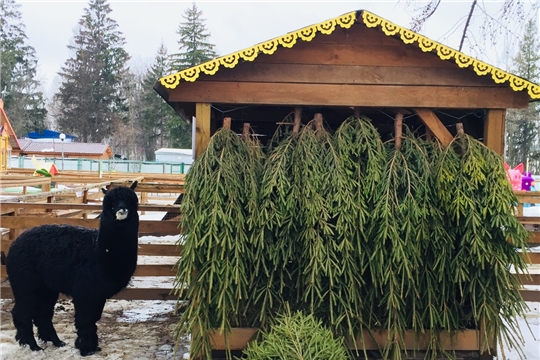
[1,177,540,301]
[8,155,192,175]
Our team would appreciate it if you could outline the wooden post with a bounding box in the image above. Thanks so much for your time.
[82,189,88,219]
[293,107,302,135]
[140,191,148,216]
[425,128,433,142]
[395,113,403,150]
[314,113,324,133]
[456,122,464,135]
[223,117,231,130]
[484,109,506,156]
[243,123,250,139]
[195,103,212,160]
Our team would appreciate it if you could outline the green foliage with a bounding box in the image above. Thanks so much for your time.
[53,0,129,143]
[0,0,47,135]
[173,128,264,359]
[436,134,530,358]
[176,116,530,360]
[169,3,218,70]
[242,309,349,360]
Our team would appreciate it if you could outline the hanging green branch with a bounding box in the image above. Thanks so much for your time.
[331,115,386,351]
[370,128,432,359]
[172,127,264,360]
[436,133,530,359]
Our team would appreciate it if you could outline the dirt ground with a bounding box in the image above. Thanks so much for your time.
[0,298,191,359]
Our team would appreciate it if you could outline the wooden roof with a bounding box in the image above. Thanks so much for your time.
[18,140,113,159]
[158,10,540,101]
[0,100,21,151]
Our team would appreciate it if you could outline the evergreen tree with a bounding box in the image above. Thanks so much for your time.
[140,43,184,160]
[0,0,47,135]
[169,3,218,70]
[53,0,129,143]
[505,19,540,172]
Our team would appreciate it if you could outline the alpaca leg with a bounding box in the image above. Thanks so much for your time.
[11,295,42,351]
[33,288,65,347]
[73,298,106,357]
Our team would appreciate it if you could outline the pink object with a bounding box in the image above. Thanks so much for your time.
[504,163,524,191]
[522,171,534,191]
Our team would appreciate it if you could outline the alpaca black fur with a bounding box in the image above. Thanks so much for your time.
[6,182,139,356]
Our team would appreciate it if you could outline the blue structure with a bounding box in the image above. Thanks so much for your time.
[21,130,77,141]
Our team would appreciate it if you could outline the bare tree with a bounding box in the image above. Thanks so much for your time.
[405,0,539,59]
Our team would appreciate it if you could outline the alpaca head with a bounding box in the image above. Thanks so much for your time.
[101,181,139,222]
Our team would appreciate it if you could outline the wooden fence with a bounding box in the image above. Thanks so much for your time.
[1,171,539,302]
[1,170,184,300]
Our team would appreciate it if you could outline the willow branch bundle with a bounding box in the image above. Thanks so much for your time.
[370,131,433,359]
[436,134,530,358]
[252,127,300,329]
[413,139,457,359]
[172,128,264,359]
[332,116,386,345]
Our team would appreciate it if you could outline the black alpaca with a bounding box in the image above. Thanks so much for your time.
[6,182,139,356]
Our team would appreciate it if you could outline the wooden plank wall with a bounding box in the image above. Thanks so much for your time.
[167,26,530,109]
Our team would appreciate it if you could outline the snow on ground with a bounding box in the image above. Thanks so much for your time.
[0,298,191,359]
[497,302,540,360]
[1,197,539,358]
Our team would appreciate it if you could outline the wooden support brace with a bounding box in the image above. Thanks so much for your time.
[414,108,454,147]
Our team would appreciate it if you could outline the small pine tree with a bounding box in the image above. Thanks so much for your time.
[169,3,218,70]
[0,0,47,135]
[53,0,129,143]
[242,309,349,360]
[505,18,540,171]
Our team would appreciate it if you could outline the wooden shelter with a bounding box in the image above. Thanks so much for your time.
[152,9,540,358]
[154,10,539,159]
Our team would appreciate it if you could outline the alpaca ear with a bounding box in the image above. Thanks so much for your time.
[504,162,510,171]
[515,163,524,173]
[130,181,138,190]
[101,187,107,195]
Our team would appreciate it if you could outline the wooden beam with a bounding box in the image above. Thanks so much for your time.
[522,252,540,264]
[202,63,502,87]
[169,83,528,109]
[0,202,180,213]
[520,290,540,302]
[414,108,454,147]
[0,284,180,301]
[195,103,211,160]
[0,217,180,237]
[484,109,506,155]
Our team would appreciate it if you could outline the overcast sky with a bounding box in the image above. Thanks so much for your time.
[16,0,540,98]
